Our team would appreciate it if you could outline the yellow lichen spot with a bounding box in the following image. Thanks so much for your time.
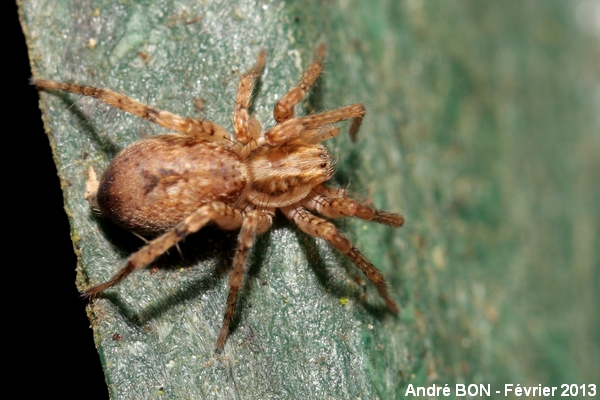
[71,230,81,243]
[340,297,349,306]
[87,38,97,50]
[432,245,446,270]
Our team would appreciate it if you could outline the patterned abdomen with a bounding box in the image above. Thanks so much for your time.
[97,135,247,235]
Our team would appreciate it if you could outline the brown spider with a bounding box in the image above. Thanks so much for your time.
[34,45,404,353]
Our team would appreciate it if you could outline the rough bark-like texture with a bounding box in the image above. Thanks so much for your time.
[20,0,599,398]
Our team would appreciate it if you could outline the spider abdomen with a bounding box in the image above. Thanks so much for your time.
[96,134,247,235]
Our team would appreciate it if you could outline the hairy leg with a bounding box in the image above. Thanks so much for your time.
[264,103,365,146]
[84,202,242,296]
[215,209,272,352]
[273,44,325,123]
[297,104,364,142]
[304,126,340,144]
[233,50,266,144]
[303,185,404,227]
[33,79,231,143]
[281,206,398,313]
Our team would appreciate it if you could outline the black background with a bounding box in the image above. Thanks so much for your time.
[11,3,108,398]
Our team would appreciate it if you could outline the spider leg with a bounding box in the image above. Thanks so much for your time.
[233,50,266,144]
[302,185,404,227]
[84,202,242,296]
[297,104,365,142]
[240,103,362,159]
[281,206,398,313]
[33,79,231,143]
[273,44,325,123]
[304,125,340,144]
[215,209,273,353]
[264,103,365,146]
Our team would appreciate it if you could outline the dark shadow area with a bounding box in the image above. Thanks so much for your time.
[51,93,124,159]
[226,226,273,337]
[247,54,264,118]
[304,50,325,116]
[92,217,274,351]
[95,223,239,326]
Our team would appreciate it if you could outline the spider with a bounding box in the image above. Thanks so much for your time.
[34,45,404,353]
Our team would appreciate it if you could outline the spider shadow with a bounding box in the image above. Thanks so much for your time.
[93,216,241,327]
[224,226,273,336]
[305,55,325,116]
[52,92,123,159]
[93,211,277,338]
[288,218,393,319]
[248,65,263,117]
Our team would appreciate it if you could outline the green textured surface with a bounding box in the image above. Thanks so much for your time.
[20,0,599,399]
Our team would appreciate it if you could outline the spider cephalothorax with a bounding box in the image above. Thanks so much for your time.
[35,45,404,352]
